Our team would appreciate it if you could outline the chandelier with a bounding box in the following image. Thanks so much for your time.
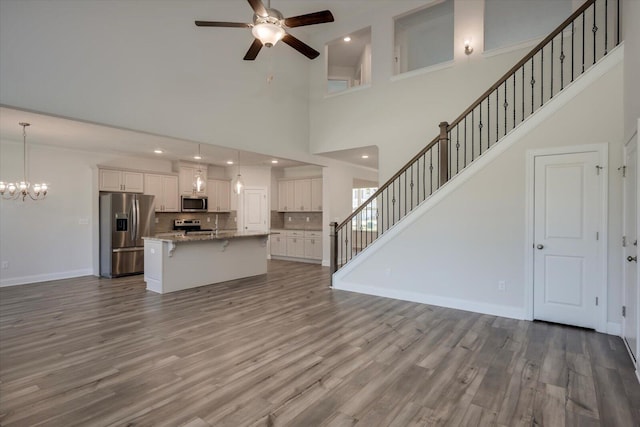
[0,122,48,201]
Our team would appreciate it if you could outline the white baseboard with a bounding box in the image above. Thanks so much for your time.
[0,269,93,287]
[333,281,526,320]
[607,322,622,336]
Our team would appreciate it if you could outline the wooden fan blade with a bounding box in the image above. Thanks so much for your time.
[282,33,320,59]
[247,0,268,17]
[195,21,250,28]
[284,10,334,28]
[244,39,263,60]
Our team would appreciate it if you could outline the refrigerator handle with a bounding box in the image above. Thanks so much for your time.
[135,198,140,241]
[129,202,136,243]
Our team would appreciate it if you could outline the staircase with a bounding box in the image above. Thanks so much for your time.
[330,0,622,277]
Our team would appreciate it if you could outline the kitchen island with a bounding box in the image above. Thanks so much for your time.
[143,231,269,294]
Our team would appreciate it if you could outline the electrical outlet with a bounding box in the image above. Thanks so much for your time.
[207,217,211,223]
[1,261,8,270]
[78,218,89,225]
[155,217,159,224]
[306,217,309,222]
[385,267,392,277]
[498,280,506,292]
[288,217,292,222]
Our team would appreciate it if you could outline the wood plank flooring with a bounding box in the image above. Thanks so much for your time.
[0,260,638,426]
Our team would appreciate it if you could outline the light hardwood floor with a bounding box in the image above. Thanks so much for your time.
[0,260,638,426]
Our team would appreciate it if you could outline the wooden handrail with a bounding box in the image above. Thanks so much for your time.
[448,0,596,130]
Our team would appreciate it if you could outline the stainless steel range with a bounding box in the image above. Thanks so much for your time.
[173,219,215,235]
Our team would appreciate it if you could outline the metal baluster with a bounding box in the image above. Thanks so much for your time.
[430,149,434,195]
[471,110,475,161]
[410,164,414,211]
[616,0,620,46]
[593,2,597,65]
[392,179,395,226]
[531,58,535,114]
[456,125,460,174]
[582,11,585,73]
[495,87,499,143]
[422,153,426,201]
[511,72,516,129]
[521,65,525,123]
[572,21,575,82]
[404,171,407,217]
[560,27,565,90]
[605,0,608,54]
[479,103,483,155]
[540,46,544,107]
[487,96,490,150]
[448,129,452,178]
[550,37,554,99]
[464,116,468,167]
[505,81,509,135]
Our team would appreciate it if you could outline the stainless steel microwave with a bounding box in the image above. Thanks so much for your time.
[181,196,208,212]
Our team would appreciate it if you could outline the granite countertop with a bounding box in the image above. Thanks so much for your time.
[144,230,270,243]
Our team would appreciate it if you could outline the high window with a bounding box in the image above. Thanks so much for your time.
[394,0,454,75]
[326,27,372,94]
[484,0,573,52]
[352,187,378,231]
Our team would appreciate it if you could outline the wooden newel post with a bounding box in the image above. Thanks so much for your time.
[439,121,449,185]
[329,221,338,286]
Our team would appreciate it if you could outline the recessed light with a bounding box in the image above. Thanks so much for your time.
[154,149,163,154]
[226,160,234,165]
[361,154,369,159]
[343,36,351,42]
[271,160,279,164]
[193,155,202,160]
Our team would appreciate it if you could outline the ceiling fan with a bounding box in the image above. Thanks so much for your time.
[195,0,334,61]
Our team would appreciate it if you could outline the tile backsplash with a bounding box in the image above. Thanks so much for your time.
[271,211,322,231]
[155,211,237,233]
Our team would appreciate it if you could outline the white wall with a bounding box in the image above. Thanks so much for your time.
[0,0,315,164]
[336,56,624,328]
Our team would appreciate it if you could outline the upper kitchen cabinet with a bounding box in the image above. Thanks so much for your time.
[278,180,295,212]
[277,177,322,212]
[177,164,207,196]
[206,179,231,212]
[144,173,179,212]
[99,168,144,193]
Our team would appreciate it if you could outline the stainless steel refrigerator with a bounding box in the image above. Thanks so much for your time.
[100,193,155,278]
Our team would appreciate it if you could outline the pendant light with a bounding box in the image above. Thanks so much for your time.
[0,122,49,201]
[193,144,205,194]
[232,151,244,195]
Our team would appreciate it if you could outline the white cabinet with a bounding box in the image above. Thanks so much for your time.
[270,231,286,257]
[304,231,323,260]
[99,169,144,193]
[144,174,179,212]
[277,177,322,212]
[294,179,312,211]
[278,180,295,212]
[286,231,306,258]
[311,178,322,212]
[179,166,207,196]
[206,179,231,212]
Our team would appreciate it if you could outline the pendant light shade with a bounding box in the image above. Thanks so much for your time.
[232,151,244,194]
[193,144,206,194]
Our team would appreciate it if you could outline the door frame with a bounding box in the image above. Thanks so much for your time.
[524,143,608,333]
[622,136,638,363]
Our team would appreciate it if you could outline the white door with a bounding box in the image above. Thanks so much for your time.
[243,188,267,232]
[533,151,602,329]
[623,141,638,361]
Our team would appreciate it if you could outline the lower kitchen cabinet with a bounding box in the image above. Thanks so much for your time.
[270,229,322,263]
[270,232,286,256]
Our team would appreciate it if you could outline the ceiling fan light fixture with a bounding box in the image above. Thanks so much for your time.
[252,22,285,47]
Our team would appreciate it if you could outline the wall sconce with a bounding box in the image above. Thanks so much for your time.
[464,39,473,55]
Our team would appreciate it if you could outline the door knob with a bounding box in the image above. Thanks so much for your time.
[536,244,544,250]
[627,256,637,263]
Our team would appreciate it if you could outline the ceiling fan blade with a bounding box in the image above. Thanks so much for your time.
[284,10,334,28]
[244,39,263,60]
[282,33,320,60]
[195,21,250,28]
[247,0,268,17]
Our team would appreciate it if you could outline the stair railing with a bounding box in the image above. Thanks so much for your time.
[331,0,621,276]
